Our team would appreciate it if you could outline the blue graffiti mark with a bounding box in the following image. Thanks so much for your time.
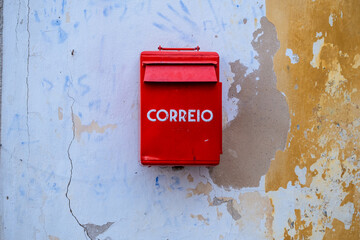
[7,114,26,135]
[167,4,180,16]
[221,18,227,30]
[78,112,82,118]
[105,103,110,115]
[74,22,79,28]
[155,176,160,187]
[41,78,53,91]
[58,27,68,43]
[157,12,171,22]
[89,99,101,111]
[51,19,61,26]
[153,23,171,32]
[41,31,52,43]
[84,9,91,21]
[94,135,104,142]
[155,175,166,195]
[170,176,182,190]
[21,140,40,145]
[180,0,189,15]
[46,171,55,182]
[183,15,197,28]
[64,75,72,92]
[77,75,90,96]
[103,6,112,17]
[119,6,127,21]
[207,0,221,31]
[34,11,40,22]
[51,183,60,192]
[203,20,219,32]
[19,187,25,196]
[61,0,67,15]
[172,25,195,43]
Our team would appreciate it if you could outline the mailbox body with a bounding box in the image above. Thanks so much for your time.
[140,50,222,165]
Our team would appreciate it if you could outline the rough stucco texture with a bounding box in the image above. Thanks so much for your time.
[1,0,360,239]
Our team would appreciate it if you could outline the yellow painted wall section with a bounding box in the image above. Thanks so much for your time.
[266,0,360,239]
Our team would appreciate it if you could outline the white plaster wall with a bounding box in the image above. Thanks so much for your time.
[1,1,266,239]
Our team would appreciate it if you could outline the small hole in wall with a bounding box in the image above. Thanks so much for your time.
[172,166,184,171]
[6,196,9,200]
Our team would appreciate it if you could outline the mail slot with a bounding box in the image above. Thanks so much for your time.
[140,46,222,165]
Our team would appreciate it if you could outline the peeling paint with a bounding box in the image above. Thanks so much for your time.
[73,114,116,141]
[209,17,290,189]
[266,0,360,238]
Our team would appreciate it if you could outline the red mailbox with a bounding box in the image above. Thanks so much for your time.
[140,46,222,165]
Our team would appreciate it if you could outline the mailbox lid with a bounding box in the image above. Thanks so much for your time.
[144,65,217,83]
[141,51,220,82]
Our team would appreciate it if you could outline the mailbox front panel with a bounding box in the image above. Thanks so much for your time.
[140,51,222,165]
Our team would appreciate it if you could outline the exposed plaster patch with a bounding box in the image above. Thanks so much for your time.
[352,54,360,69]
[187,174,194,182]
[190,214,209,225]
[48,235,60,240]
[73,114,117,141]
[294,166,307,185]
[310,37,324,68]
[187,181,212,204]
[285,48,299,64]
[209,17,290,188]
[83,222,114,240]
[58,107,63,120]
[329,13,336,26]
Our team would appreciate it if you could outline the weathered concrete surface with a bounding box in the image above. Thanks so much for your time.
[266,0,360,239]
[1,0,359,239]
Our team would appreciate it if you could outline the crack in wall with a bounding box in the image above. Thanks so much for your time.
[15,0,21,51]
[25,0,30,160]
[64,78,114,240]
[64,86,91,239]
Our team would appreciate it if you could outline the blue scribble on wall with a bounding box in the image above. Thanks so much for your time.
[180,0,189,15]
[155,175,166,195]
[7,114,26,136]
[103,6,113,17]
[41,31,52,43]
[170,176,183,190]
[153,23,171,32]
[58,27,68,43]
[51,19,61,26]
[89,100,101,111]
[41,78,53,91]
[34,11,40,22]
[61,0,67,15]
[64,75,72,92]
[77,75,90,96]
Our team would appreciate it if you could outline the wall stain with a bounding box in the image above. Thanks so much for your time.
[266,0,360,239]
[209,16,290,188]
[58,107,63,120]
[48,236,60,240]
[73,114,117,141]
[190,214,209,225]
[186,181,212,204]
